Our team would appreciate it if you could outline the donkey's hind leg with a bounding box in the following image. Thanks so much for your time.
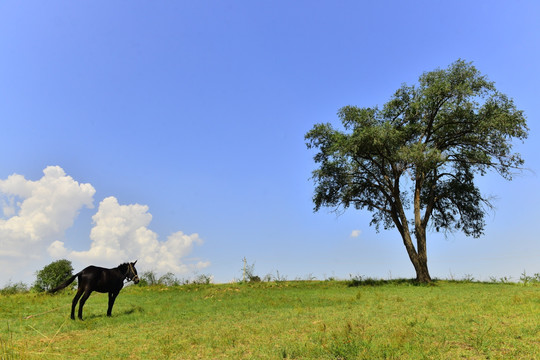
[71,288,84,320]
[77,290,93,320]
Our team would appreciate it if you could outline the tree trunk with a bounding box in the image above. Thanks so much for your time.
[414,256,432,283]
[411,175,432,283]
[406,246,432,283]
[414,227,432,283]
[392,181,433,284]
[399,229,432,284]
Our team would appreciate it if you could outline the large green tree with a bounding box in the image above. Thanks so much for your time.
[305,60,528,283]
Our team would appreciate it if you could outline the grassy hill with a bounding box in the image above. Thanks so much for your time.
[1,280,540,359]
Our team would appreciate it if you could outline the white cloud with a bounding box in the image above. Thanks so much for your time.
[350,229,362,238]
[63,196,207,275]
[0,166,95,257]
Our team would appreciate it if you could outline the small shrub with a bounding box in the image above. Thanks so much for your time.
[519,271,540,286]
[159,272,181,286]
[489,276,512,284]
[240,259,261,283]
[192,274,213,285]
[0,281,29,295]
[273,271,287,282]
[139,271,186,286]
[139,270,159,286]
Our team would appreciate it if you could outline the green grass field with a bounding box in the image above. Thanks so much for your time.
[1,281,540,359]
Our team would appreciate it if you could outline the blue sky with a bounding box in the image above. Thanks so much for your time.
[1,1,539,285]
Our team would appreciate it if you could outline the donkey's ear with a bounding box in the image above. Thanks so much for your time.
[133,260,137,265]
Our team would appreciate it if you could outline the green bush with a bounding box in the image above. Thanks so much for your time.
[139,270,158,286]
[32,259,74,292]
[139,271,187,286]
[0,281,29,295]
[192,274,213,285]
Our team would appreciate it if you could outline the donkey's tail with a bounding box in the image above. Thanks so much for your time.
[48,272,80,293]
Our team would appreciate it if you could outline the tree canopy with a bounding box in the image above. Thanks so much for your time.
[305,60,528,282]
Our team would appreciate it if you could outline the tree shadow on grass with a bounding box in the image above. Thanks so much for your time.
[347,277,435,287]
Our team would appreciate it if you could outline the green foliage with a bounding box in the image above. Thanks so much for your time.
[305,59,528,282]
[0,282,28,295]
[192,273,213,285]
[240,259,261,283]
[138,270,213,287]
[139,270,187,286]
[32,259,74,292]
[490,276,512,284]
[157,272,182,286]
[139,270,159,286]
[273,270,288,282]
[519,271,540,286]
[306,59,527,233]
[244,261,258,282]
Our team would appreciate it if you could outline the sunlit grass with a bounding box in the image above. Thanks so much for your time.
[1,281,540,359]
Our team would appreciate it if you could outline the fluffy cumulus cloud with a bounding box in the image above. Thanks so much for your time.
[52,196,208,275]
[0,166,207,285]
[0,166,95,257]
